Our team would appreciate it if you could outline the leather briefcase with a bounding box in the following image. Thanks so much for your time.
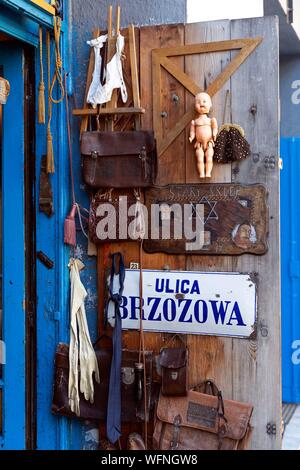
[89,189,141,244]
[81,130,157,188]
[52,342,153,422]
[153,380,253,450]
[159,347,188,397]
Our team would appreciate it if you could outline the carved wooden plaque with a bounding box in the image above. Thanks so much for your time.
[143,184,268,255]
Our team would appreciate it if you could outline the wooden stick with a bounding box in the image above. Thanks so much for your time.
[80,28,100,136]
[107,5,113,39]
[129,24,141,130]
[116,5,121,35]
[73,106,145,116]
[105,5,119,131]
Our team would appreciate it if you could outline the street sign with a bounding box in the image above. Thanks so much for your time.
[108,269,257,338]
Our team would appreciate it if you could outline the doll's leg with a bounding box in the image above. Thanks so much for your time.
[205,143,214,178]
[195,146,205,178]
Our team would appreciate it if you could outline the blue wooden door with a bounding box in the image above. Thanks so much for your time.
[0,42,26,449]
[281,137,300,403]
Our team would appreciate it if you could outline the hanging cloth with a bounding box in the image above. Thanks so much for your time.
[86,33,128,106]
[68,258,100,416]
[106,253,125,444]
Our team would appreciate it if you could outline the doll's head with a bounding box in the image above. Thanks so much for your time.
[195,92,212,115]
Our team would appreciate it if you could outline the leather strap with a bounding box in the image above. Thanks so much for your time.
[193,380,228,449]
[106,253,125,444]
[170,414,182,450]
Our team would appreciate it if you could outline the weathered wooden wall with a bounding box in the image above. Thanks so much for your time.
[97,16,280,450]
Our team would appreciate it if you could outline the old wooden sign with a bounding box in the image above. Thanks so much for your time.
[143,184,268,255]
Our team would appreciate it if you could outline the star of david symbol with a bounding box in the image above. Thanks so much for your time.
[152,37,262,156]
[190,196,218,224]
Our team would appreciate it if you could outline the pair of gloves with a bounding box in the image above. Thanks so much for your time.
[68,258,100,416]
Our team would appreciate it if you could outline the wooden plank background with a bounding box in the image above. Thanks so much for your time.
[97,17,280,450]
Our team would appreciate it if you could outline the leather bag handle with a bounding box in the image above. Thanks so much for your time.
[162,333,187,350]
[193,379,220,396]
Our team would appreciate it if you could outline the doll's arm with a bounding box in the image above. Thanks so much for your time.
[211,117,218,141]
[189,120,196,143]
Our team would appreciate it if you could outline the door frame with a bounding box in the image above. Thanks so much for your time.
[0,0,70,450]
[1,41,26,450]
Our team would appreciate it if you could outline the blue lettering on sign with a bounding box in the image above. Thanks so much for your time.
[194,299,208,323]
[178,298,193,323]
[181,280,190,294]
[154,278,200,295]
[148,297,161,321]
[163,298,176,322]
[119,296,128,319]
[226,301,246,326]
[128,296,139,320]
[120,289,249,332]
[210,300,231,324]
[165,279,174,294]
[190,280,200,295]
[155,279,164,293]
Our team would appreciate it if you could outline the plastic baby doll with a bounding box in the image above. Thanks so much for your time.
[189,92,218,178]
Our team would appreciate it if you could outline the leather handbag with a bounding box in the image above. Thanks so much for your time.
[153,380,253,450]
[89,189,143,244]
[159,347,188,397]
[81,130,157,188]
[52,341,154,422]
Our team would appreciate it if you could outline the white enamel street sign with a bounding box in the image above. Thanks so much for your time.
[108,270,257,338]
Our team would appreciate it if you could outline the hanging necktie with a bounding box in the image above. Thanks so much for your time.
[106,252,125,444]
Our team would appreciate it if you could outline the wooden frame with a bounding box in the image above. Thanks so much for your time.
[30,0,56,15]
[152,37,262,156]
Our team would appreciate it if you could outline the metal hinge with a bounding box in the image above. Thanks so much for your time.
[54,311,61,321]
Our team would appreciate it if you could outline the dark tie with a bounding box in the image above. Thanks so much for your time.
[106,253,125,444]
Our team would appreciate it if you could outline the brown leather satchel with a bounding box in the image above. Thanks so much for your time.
[159,347,188,397]
[89,189,141,244]
[153,380,253,450]
[81,130,157,188]
[52,342,153,422]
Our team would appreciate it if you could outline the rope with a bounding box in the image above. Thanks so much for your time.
[138,239,148,449]
[49,16,65,105]
[46,30,54,174]
[65,73,76,205]
[76,203,89,239]
[64,73,90,240]
[38,26,45,124]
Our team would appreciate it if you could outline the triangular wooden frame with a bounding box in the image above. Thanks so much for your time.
[152,37,262,156]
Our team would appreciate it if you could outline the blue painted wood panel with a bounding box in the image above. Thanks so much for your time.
[281,137,300,403]
[0,43,26,450]
[34,19,89,451]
